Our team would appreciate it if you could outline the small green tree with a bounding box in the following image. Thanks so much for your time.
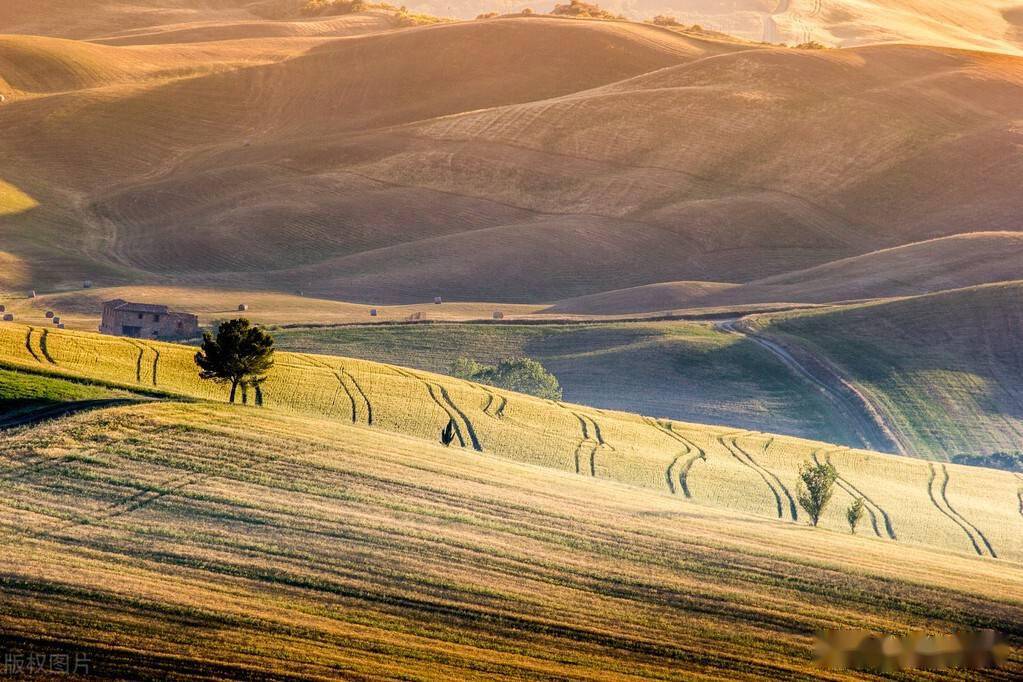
[846,498,865,534]
[796,460,838,526]
[194,319,275,404]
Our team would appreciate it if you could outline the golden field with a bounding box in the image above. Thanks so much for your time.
[1,322,1020,563]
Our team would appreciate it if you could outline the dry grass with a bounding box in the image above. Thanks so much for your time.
[0,399,1021,679]
[6,14,1022,303]
[0,322,1021,565]
[749,280,1023,461]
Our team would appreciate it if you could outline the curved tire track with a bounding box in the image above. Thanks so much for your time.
[394,367,481,451]
[927,463,996,557]
[23,328,43,364]
[719,434,797,521]
[814,450,896,539]
[646,417,706,498]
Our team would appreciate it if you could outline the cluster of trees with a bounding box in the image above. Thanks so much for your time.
[649,15,703,31]
[451,357,562,400]
[301,0,368,16]
[797,460,864,533]
[951,451,1023,472]
[550,1,624,21]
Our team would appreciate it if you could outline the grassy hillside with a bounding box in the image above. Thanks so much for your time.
[1,322,1021,564]
[752,281,1023,460]
[270,321,864,445]
[1,399,1020,678]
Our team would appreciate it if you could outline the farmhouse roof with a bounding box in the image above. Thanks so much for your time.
[104,299,170,314]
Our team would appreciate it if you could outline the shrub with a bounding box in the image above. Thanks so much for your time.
[846,498,864,534]
[451,357,563,400]
[550,1,620,20]
[795,41,827,50]
[796,460,838,526]
[476,11,500,19]
[301,0,367,16]
[651,15,680,26]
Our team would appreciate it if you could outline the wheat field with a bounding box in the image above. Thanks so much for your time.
[1,322,1021,565]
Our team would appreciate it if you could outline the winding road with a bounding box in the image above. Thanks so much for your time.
[717,319,907,455]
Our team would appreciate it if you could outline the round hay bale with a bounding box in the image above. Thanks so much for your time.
[45,311,54,319]
[0,304,5,312]
[369,308,378,317]
[58,323,65,329]
[52,317,60,325]
[493,311,504,319]
[238,304,249,311]
[83,281,93,289]
[29,290,36,298]
[2,314,13,322]
[433,296,442,304]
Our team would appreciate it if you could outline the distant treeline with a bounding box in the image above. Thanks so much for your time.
[951,451,1023,472]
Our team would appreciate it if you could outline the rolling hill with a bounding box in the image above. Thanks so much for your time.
[1,321,1021,562]
[2,399,1020,678]
[2,15,1022,304]
[548,232,1023,314]
[0,324,1021,676]
[746,280,1023,460]
[409,0,1023,55]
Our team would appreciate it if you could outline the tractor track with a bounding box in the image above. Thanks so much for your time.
[814,450,896,539]
[927,463,996,558]
[150,346,160,387]
[306,356,373,425]
[38,329,57,365]
[394,368,480,451]
[719,434,797,521]
[480,387,507,420]
[562,405,612,476]
[646,417,706,498]
[126,339,146,383]
[23,328,42,364]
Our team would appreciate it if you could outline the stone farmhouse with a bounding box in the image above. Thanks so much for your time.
[99,299,199,339]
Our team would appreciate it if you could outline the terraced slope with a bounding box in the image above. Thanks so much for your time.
[1,322,1021,562]
[749,281,1023,460]
[2,400,1021,678]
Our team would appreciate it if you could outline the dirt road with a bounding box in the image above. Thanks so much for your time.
[718,319,908,455]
